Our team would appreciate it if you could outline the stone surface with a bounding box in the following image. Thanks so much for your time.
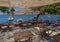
[0,0,60,8]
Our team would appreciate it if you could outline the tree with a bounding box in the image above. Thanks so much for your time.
[31,2,60,26]
[31,2,60,19]
[31,6,45,18]
[45,5,56,14]
[0,6,9,14]
[9,8,15,23]
[0,7,15,24]
[10,8,15,15]
[45,2,60,14]
[31,6,45,26]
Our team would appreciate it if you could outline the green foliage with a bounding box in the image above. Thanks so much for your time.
[0,7,15,15]
[45,2,60,14]
[30,2,60,21]
[10,8,15,15]
[31,2,60,14]
[45,5,56,14]
[0,6,9,14]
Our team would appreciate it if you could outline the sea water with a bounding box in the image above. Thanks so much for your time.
[0,14,60,24]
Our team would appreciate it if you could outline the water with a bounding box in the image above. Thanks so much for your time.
[0,14,60,24]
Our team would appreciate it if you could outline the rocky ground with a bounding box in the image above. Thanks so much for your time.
[0,27,60,42]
